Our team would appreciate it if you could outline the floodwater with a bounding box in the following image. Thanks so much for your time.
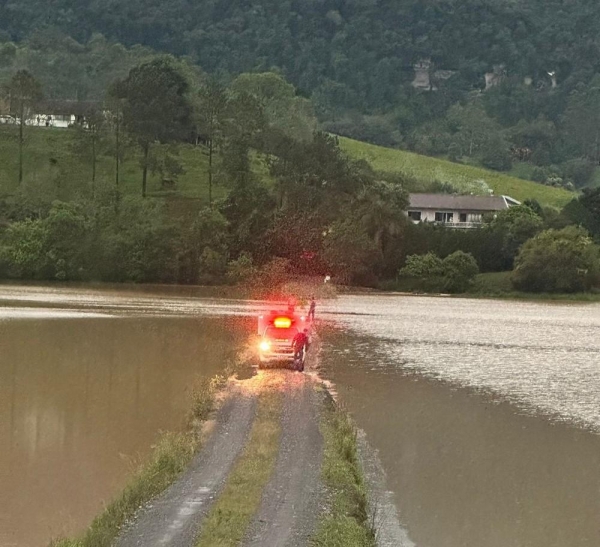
[0,285,251,547]
[3,287,600,547]
[320,295,600,547]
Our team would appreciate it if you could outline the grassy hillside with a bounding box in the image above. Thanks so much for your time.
[0,126,272,204]
[0,126,574,210]
[340,137,574,209]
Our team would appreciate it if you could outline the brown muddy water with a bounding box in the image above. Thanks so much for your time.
[320,295,600,547]
[0,285,252,547]
[3,287,600,547]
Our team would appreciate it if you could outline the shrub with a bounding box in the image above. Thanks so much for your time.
[512,226,600,292]
[441,250,480,292]
[399,252,443,278]
[398,250,479,293]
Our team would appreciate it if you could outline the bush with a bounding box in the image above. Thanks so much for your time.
[512,226,600,292]
[398,250,479,293]
[441,250,480,292]
[399,252,443,278]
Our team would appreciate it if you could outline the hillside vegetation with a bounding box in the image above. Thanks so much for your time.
[0,126,270,203]
[340,137,573,209]
[4,0,600,187]
[0,125,569,210]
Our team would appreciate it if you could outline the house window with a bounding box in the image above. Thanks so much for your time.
[408,211,422,221]
[435,212,454,223]
[459,213,467,223]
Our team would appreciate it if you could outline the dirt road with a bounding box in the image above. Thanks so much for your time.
[116,368,325,547]
[243,373,324,547]
[115,336,403,547]
[116,386,257,547]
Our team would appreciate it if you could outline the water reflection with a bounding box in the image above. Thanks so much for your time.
[323,295,600,431]
[320,295,600,547]
[0,313,243,547]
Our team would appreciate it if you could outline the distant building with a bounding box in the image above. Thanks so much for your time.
[407,193,520,228]
[0,99,101,128]
[32,100,100,128]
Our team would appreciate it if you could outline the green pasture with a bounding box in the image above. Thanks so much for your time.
[340,137,574,209]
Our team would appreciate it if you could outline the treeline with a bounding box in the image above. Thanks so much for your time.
[1,57,599,292]
[0,59,408,285]
[4,1,600,183]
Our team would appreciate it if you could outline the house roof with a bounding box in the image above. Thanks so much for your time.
[408,193,519,212]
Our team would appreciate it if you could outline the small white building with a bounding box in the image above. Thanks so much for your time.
[407,193,520,228]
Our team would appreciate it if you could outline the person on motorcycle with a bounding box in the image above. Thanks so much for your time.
[292,328,309,362]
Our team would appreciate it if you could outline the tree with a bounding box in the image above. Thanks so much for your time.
[111,57,194,197]
[562,188,600,238]
[447,101,499,157]
[355,179,408,254]
[218,91,265,189]
[564,76,600,164]
[323,218,381,284]
[231,72,317,141]
[3,70,43,184]
[481,136,513,171]
[71,105,106,188]
[441,250,479,292]
[178,207,229,283]
[489,205,544,269]
[512,226,600,292]
[196,78,227,207]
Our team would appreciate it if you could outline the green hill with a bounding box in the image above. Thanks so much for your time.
[0,127,573,210]
[0,126,271,204]
[339,137,574,209]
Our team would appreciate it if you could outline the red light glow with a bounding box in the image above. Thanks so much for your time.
[273,316,292,328]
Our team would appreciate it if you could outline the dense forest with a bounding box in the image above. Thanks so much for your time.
[4,0,600,187]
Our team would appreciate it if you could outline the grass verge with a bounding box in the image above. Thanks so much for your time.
[312,396,376,547]
[381,272,600,302]
[50,362,241,547]
[195,389,282,547]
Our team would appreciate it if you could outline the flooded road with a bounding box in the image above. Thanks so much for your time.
[320,295,600,547]
[0,286,250,547]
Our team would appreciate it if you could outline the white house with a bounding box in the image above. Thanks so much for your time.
[0,99,100,128]
[407,193,520,228]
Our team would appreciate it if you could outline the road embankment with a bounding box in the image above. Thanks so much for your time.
[51,342,384,547]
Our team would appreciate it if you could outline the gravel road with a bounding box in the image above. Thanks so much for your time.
[115,332,402,547]
[116,386,257,547]
[243,371,325,547]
